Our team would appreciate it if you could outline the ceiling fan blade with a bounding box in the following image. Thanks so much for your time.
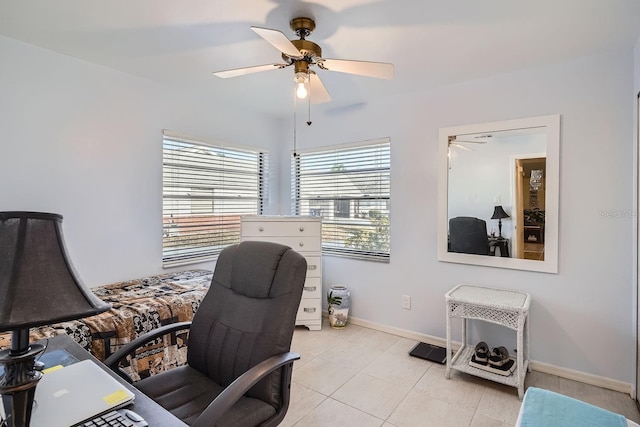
[449,135,487,144]
[450,142,473,152]
[213,63,286,79]
[251,26,303,59]
[318,58,394,79]
[309,72,331,104]
[454,140,487,144]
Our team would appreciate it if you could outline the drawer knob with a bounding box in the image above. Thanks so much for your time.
[304,286,317,291]
[299,242,304,247]
[303,307,316,313]
[307,265,317,270]
[259,227,264,232]
[299,226,305,232]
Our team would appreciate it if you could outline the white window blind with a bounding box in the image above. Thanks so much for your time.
[162,131,268,267]
[292,138,390,261]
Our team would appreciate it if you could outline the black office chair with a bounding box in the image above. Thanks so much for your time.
[105,241,307,427]
[449,216,490,255]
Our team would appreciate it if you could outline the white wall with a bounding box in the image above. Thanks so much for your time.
[0,35,279,286]
[279,49,636,384]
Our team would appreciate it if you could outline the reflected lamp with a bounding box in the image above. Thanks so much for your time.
[0,212,111,427]
[490,205,510,239]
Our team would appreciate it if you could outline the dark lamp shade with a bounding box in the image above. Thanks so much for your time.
[491,205,510,220]
[0,211,111,332]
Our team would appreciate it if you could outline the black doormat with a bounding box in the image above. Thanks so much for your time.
[409,342,447,364]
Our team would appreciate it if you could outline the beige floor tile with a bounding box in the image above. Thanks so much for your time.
[318,339,389,370]
[413,364,484,411]
[388,389,474,427]
[295,319,385,338]
[316,319,366,340]
[293,353,314,369]
[523,370,560,391]
[332,372,412,419]
[347,327,402,351]
[558,376,607,407]
[599,389,640,422]
[469,413,512,427]
[328,323,366,336]
[293,355,360,395]
[388,338,424,355]
[362,340,433,387]
[474,383,522,425]
[291,330,338,359]
[280,382,327,427]
[294,397,384,427]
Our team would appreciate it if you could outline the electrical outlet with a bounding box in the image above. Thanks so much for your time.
[402,295,411,310]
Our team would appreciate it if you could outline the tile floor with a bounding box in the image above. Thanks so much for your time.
[283,320,640,426]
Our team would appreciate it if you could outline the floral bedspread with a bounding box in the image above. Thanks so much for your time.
[0,269,213,381]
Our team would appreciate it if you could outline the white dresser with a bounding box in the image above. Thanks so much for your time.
[240,215,322,331]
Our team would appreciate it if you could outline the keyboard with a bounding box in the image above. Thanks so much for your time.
[76,408,148,427]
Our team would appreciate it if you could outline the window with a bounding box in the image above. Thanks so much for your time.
[162,131,268,267]
[292,138,390,261]
[334,199,351,218]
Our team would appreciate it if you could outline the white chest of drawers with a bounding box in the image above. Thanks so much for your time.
[240,215,322,331]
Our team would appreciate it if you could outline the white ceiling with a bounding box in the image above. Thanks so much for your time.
[1,0,639,119]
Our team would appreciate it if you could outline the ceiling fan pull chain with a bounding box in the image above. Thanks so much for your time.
[307,76,312,126]
[293,94,298,157]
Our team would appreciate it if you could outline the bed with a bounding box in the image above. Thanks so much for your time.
[516,387,639,427]
[0,269,213,381]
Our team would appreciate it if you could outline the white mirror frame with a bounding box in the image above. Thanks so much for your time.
[437,114,560,273]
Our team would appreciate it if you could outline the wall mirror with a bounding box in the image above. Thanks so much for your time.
[437,114,560,273]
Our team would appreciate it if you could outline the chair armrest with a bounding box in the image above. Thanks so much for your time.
[104,321,192,382]
[191,352,300,427]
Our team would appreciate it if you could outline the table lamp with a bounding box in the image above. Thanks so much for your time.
[0,212,111,427]
[490,205,510,239]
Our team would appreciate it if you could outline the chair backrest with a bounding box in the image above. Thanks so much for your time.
[449,216,489,255]
[187,241,307,408]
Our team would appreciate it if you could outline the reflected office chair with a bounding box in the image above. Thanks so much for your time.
[105,241,307,427]
[449,216,490,255]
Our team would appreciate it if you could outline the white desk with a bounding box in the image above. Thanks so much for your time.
[445,284,531,399]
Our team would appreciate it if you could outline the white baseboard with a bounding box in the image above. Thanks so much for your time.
[339,314,635,398]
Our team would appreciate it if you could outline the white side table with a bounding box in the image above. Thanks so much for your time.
[445,284,531,399]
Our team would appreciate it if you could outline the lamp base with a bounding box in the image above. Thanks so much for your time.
[0,343,46,427]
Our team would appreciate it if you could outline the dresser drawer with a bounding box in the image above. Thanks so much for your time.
[304,256,321,278]
[302,278,321,298]
[241,220,321,238]
[241,235,321,253]
[296,298,321,321]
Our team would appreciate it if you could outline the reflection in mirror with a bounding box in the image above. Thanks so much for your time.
[437,115,560,273]
[448,129,545,259]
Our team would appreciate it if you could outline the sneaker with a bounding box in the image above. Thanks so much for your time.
[489,346,510,367]
[471,341,489,365]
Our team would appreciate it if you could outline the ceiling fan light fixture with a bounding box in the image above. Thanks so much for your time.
[294,71,308,99]
[296,82,308,99]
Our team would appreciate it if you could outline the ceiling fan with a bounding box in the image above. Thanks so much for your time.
[448,135,490,151]
[213,17,394,104]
